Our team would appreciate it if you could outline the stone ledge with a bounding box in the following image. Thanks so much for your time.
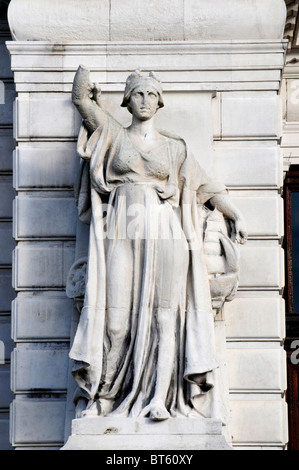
[62,417,232,451]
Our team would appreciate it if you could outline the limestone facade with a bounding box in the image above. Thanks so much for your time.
[0,0,293,450]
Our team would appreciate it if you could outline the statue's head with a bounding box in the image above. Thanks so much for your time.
[121,69,164,114]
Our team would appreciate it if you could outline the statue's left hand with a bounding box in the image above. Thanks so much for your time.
[233,216,248,245]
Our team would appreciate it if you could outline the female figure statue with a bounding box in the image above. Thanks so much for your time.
[69,66,247,421]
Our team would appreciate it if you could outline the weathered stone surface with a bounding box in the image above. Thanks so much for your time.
[6,0,288,449]
[224,295,285,341]
[14,95,81,140]
[220,92,282,139]
[13,242,75,290]
[214,143,282,189]
[12,294,73,341]
[62,418,232,450]
[230,399,288,446]
[14,197,77,239]
[10,399,66,447]
[13,144,79,189]
[11,344,69,392]
[239,244,284,289]
[0,269,15,311]
[8,0,286,42]
[227,346,287,393]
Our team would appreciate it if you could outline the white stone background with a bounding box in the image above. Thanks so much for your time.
[0,0,297,450]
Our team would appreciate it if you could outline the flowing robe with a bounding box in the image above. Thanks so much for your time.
[69,112,227,418]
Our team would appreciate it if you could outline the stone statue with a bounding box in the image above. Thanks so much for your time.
[67,66,247,422]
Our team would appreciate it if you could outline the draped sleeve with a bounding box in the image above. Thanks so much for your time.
[74,113,124,224]
[178,148,227,205]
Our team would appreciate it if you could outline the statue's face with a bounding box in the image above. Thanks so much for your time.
[129,85,160,120]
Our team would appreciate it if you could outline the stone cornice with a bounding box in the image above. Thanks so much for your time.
[6,40,289,55]
[6,40,288,93]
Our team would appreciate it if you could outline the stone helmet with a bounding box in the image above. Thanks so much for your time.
[121,69,164,109]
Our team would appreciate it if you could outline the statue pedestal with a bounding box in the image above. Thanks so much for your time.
[61,417,232,451]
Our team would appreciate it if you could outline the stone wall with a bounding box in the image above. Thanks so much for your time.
[5,37,288,450]
[0,0,14,451]
[282,51,299,171]
[1,0,289,450]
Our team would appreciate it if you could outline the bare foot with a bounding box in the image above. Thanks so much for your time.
[150,404,170,421]
[140,399,170,421]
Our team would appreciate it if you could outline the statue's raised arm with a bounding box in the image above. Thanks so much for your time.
[72,65,108,135]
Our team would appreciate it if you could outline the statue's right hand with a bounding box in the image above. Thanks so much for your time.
[76,64,91,83]
[75,65,102,106]
[72,65,106,133]
[73,64,92,103]
[89,83,102,106]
